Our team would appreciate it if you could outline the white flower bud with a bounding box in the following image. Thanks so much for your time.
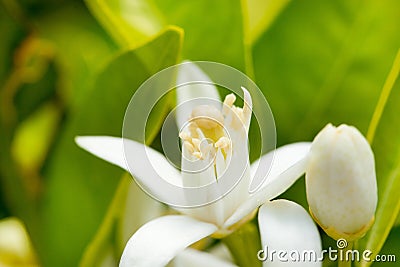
[306,124,377,241]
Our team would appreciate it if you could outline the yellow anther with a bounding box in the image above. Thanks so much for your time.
[215,137,231,149]
[191,105,224,130]
[193,151,202,159]
[191,138,201,151]
[179,131,191,141]
[232,106,244,119]
[223,94,236,107]
[183,141,195,154]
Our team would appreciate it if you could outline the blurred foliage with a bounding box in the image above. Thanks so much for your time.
[371,226,400,267]
[253,0,400,144]
[355,50,400,267]
[0,0,399,266]
[0,217,39,266]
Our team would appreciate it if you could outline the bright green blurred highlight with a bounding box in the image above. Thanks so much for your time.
[12,103,60,175]
[245,0,291,44]
[85,0,164,47]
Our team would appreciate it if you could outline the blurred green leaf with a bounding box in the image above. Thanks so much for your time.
[84,0,164,47]
[395,214,400,227]
[33,2,119,111]
[369,226,400,267]
[0,0,42,238]
[79,174,162,267]
[154,0,247,73]
[85,0,249,72]
[356,50,400,267]
[253,0,400,145]
[38,27,182,267]
[79,175,130,267]
[244,0,291,45]
[0,2,119,262]
[253,1,400,258]
[12,38,58,122]
[0,1,26,85]
[11,101,60,185]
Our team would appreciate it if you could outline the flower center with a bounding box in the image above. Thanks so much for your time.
[179,91,251,174]
[179,107,229,161]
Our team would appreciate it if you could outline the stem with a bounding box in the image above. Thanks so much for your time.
[338,241,354,267]
[222,222,262,267]
[366,49,400,143]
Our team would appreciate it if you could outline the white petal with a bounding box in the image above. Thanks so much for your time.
[241,86,252,130]
[178,144,225,225]
[258,200,322,267]
[176,61,221,130]
[120,215,217,267]
[224,143,310,228]
[179,143,223,225]
[181,140,216,187]
[174,248,238,267]
[219,153,251,224]
[75,136,128,171]
[178,201,225,228]
[215,148,226,178]
[121,178,163,246]
[75,136,182,186]
[208,243,235,263]
[250,142,311,192]
[179,140,252,226]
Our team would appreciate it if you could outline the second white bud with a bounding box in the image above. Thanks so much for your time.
[306,124,377,241]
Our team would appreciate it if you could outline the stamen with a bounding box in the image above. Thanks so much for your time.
[193,151,202,159]
[223,93,236,116]
[196,128,206,140]
[179,90,250,162]
[232,106,244,120]
[191,105,224,130]
[183,141,195,154]
[224,93,236,107]
[191,138,201,151]
[215,137,231,149]
[179,131,191,141]
[241,86,252,119]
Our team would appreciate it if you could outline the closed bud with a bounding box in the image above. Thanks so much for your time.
[306,124,377,241]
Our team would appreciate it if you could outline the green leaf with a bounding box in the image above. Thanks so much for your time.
[0,2,120,262]
[11,102,61,177]
[0,1,46,237]
[86,0,249,73]
[79,174,162,267]
[244,0,291,45]
[33,2,119,111]
[0,1,26,85]
[79,175,129,267]
[252,0,400,145]
[12,38,58,122]
[154,0,247,73]
[84,0,164,47]
[367,226,400,267]
[223,222,262,267]
[395,214,400,227]
[38,27,182,267]
[355,50,400,267]
[154,0,258,158]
